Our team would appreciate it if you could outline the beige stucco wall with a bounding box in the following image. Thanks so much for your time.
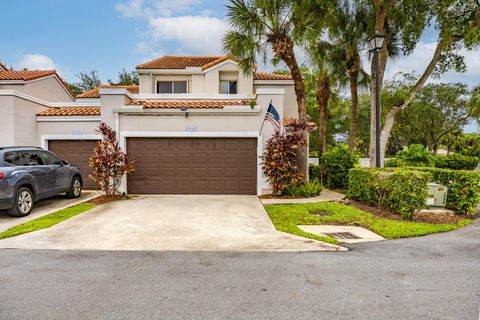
[0,95,15,146]
[137,61,254,95]
[12,97,50,146]
[22,77,74,102]
[101,94,132,128]
[254,83,297,119]
[0,77,74,102]
[36,121,100,145]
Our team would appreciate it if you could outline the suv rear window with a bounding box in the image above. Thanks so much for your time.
[3,152,23,166]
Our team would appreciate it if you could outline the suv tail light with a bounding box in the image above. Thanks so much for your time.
[0,172,3,180]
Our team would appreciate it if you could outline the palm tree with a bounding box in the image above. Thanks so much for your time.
[328,0,370,152]
[223,0,325,179]
[307,42,348,156]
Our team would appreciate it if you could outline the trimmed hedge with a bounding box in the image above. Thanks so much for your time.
[348,168,431,219]
[433,154,479,170]
[406,167,480,213]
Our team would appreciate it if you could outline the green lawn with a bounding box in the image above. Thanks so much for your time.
[264,202,472,245]
[0,203,96,240]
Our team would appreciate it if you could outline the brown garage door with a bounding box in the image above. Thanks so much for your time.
[127,138,257,195]
[48,140,98,189]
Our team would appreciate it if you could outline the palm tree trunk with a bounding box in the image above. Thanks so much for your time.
[272,38,308,181]
[316,79,330,157]
[348,69,359,151]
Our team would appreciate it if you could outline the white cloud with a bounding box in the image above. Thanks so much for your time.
[116,0,226,56]
[17,54,56,70]
[148,15,227,54]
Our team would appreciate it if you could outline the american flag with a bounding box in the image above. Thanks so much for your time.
[264,102,285,134]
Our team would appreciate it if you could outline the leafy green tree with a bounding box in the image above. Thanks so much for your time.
[470,85,480,118]
[390,82,471,154]
[369,0,480,166]
[66,82,83,96]
[223,0,329,179]
[108,69,139,86]
[75,70,101,92]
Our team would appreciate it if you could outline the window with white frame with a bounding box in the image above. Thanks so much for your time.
[220,80,238,94]
[157,81,188,94]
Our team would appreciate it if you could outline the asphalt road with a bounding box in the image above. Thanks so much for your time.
[0,221,478,320]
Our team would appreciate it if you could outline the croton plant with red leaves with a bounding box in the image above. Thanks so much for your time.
[262,119,310,195]
[89,122,135,196]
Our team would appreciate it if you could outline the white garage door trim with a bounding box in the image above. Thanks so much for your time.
[40,134,102,150]
[119,131,263,195]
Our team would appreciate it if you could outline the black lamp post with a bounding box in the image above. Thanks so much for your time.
[368,31,386,168]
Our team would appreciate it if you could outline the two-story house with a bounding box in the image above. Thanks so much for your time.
[1,56,296,195]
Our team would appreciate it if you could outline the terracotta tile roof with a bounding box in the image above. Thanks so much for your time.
[136,55,237,70]
[254,72,293,80]
[0,62,7,71]
[37,107,101,117]
[129,100,247,109]
[0,70,58,81]
[76,85,139,99]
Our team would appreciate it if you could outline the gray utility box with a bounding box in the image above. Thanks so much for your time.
[426,183,447,208]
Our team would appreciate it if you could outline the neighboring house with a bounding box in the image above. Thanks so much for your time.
[1,55,296,195]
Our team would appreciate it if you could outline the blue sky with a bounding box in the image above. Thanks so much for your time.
[2,0,479,83]
[1,0,479,132]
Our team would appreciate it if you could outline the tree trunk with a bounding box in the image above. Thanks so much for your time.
[348,69,359,151]
[316,79,330,157]
[379,39,450,163]
[272,37,308,181]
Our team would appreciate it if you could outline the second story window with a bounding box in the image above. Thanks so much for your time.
[220,81,237,94]
[157,81,188,94]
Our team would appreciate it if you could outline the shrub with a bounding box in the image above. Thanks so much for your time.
[262,120,309,195]
[384,158,408,168]
[452,133,480,157]
[319,146,359,189]
[394,144,434,167]
[434,154,479,170]
[348,168,431,219]
[309,164,321,181]
[284,180,324,198]
[89,122,135,196]
[406,167,480,213]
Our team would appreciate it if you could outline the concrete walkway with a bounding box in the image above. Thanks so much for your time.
[260,189,345,205]
[0,195,344,252]
[0,191,98,233]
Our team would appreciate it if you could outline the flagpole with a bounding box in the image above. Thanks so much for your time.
[258,100,272,136]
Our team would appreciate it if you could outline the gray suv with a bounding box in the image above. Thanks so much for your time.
[0,146,83,217]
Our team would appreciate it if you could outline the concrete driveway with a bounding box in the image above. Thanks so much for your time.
[0,195,342,252]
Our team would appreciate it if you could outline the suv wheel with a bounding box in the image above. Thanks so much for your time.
[8,187,34,217]
[66,177,82,198]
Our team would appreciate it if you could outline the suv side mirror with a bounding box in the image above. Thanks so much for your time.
[62,160,69,166]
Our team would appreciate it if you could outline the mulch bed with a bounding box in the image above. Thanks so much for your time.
[88,194,131,205]
[341,199,477,224]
